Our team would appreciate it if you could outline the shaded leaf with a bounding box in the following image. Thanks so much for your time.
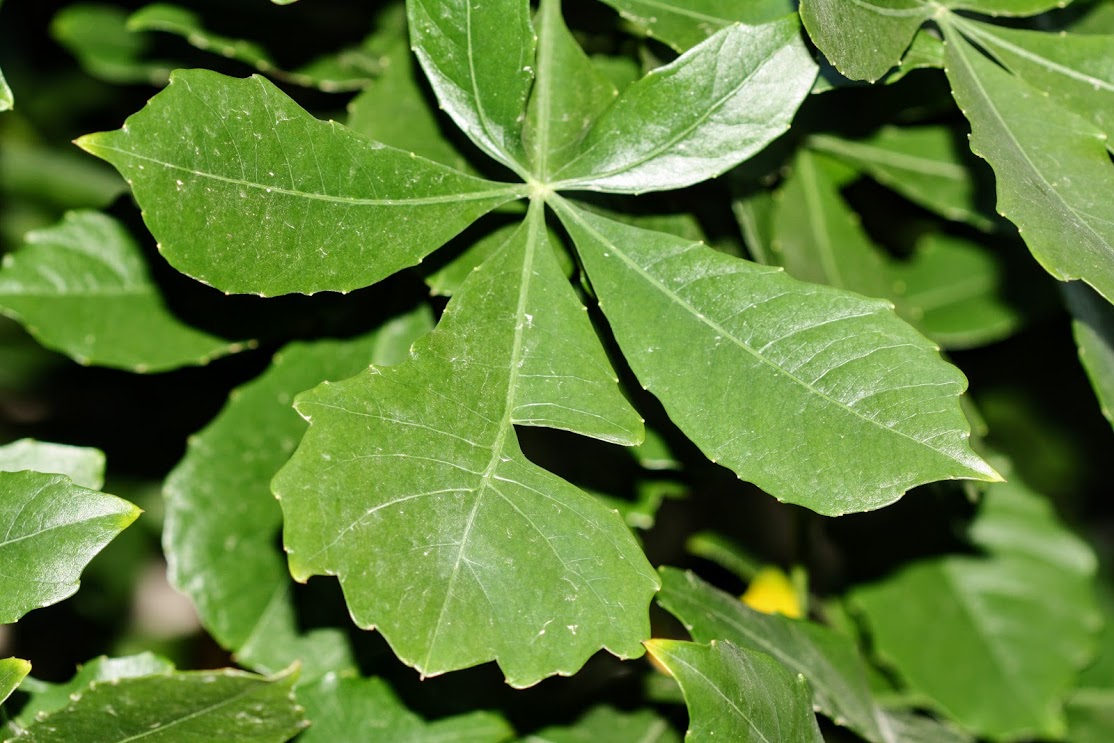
[0,69,11,112]
[273,203,655,686]
[408,0,534,173]
[554,199,997,515]
[644,639,823,742]
[658,567,893,743]
[1064,281,1114,429]
[164,310,432,680]
[853,477,1100,740]
[50,3,170,86]
[808,126,994,230]
[554,18,816,193]
[77,70,524,296]
[11,667,306,743]
[941,0,1075,15]
[523,704,679,743]
[799,0,932,82]
[877,709,974,743]
[0,659,30,706]
[944,26,1114,303]
[1,139,126,210]
[0,210,244,371]
[0,439,104,490]
[0,471,140,623]
[1066,689,1114,743]
[296,672,512,742]
[594,0,795,51]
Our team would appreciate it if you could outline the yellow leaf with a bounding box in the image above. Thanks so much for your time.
[741,566,803,618]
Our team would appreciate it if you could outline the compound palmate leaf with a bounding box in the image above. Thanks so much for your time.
[644,639,824,742]
[274,202,657,687]
[0,210,243,372]
[0,471,140,623]
[553,199,998,515]
[77,70,525,296]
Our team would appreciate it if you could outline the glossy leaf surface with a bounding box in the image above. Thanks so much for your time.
[0,659,30,706]
[0,439,104,490]
[0,211,241,371]
[799,0,931,82]
[274,204,656,686]
[0,471,139,623]
[77,70,524,296]
[555,200,997,515]
[594,0,795,52]
[644,639,823,742]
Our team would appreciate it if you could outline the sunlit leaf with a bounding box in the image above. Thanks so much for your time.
[941,0,1075,15]
[77,70,525,296]
[554,199,998,515]
[554,18,816,193]
[0,210,244,371]
[164,310,431,680]
[0,439,104,490]
[0,471,140,623]
[594,0,794,52]
[274,203,655,687]
[0,659,30,706]
[799,0,932,82]
[644,639,824,742]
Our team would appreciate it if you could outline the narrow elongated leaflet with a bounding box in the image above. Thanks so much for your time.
[1064,282,1114,428]
[274,203,655,687]
[77,70,525,296]
[799,0,931,82]
[0,658,30,706]
[554,17,816,193]
[554,198,998,515]
[594,0,795,52]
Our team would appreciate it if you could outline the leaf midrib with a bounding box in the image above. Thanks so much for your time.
[809,134,969,180]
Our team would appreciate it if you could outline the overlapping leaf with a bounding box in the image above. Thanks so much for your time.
[0,210,242,371]
[644,639,824,742]
[0,471,139,623]
[295,673,512,743]
[799,0,932,82]
[9,666,305,743]
[408,0,535,172]
[274,204,656,686]
[554,200,998,515]
[943,26,1114,303]
[0,659,29,706]
[0,439,104,490]
[77,70,525,296]
[524,705,678,743]
[554,17,816,193]
[163,310,431,680]
[853,477,1100,739]
[1064,282,1114,428]
[594,0,795,52]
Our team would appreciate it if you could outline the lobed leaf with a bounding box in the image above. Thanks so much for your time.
[1064,281,1114,429]
[0,210,243,372]
[10,667,306,743]
[799,0,932,82]
[273,203,655,686]
[0,471,140,624]
[163,310,431,680]
[295,673,513,742]
[554,199,998,515]
[553,18,816,193]
[0,439,104,490]
[644,639,824,742]
[0,659,30,706]
[853,477,1100,739]
[77,70,524,296]
[944,26,1114,303]
[408,0,535,174]
[593,0,795,52]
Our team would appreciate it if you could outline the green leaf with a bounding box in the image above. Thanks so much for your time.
[554,199,998,515]
[955,20,1114,139]
[295,672,513,742]
[853,477,1100,740]
[76,70,524,296]
[164,310,432,680]
[2,139,126,210]
[523,704,679,743]
[408,0,535,174]
[941,0,1075,15]
[799,0,932,82]
[594,0,795,52]
[523,0,618,179]
[877,709,974,743]
[657,567,893,743]
[127,4,375,92]
[770,149,895,298]
[943,26,1114,303]
[1066,689,1114,743]
[273,203,655,687]
[644,639,824,743]
[50,3,170,86]
[894,233,1032,349]
[808,126,995,230]
[12,667,306,743]
[0,471,140,623]
[0,659,30,706]
[554,18,816,193]
[0,68,11,112]
[1064,281,1114,429]
[0,210,244,372]
[0,439,104,490]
